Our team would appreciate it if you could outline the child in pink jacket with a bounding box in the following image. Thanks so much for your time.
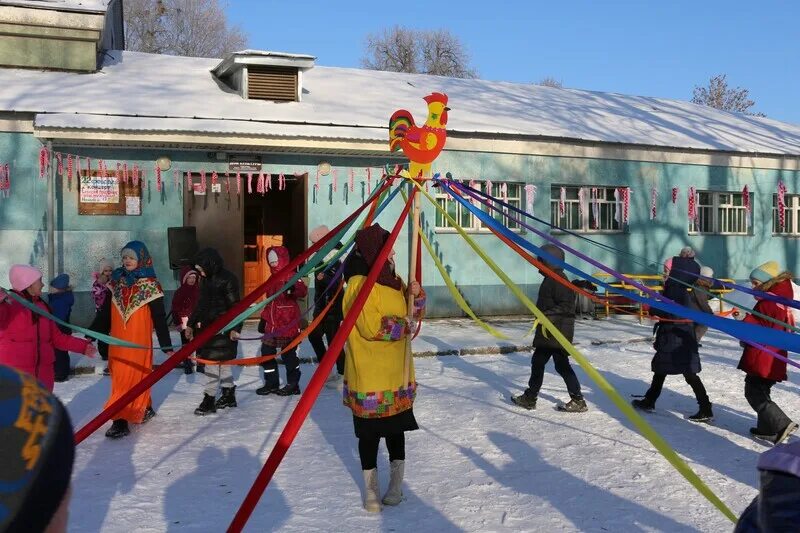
[0,264,95,391]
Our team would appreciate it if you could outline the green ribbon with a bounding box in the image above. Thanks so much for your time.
[413,179,737,523]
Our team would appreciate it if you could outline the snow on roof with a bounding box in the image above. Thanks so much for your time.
[0,0,109,13]
[3,50,800,156]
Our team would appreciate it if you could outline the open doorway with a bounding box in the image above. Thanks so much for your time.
[242,174,307,300]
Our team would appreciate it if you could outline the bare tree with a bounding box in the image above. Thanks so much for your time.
[361,26,477,78]
[538,76,563,88]
[124,0,248,58]
[691,74,765,117]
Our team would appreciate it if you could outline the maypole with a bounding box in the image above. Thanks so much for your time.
[388,92,450,383]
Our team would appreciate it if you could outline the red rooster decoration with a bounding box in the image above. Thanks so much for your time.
[389,92,449,178]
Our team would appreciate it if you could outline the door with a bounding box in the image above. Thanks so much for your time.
[243,234,283,302]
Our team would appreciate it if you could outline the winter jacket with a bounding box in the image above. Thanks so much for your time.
[532,269,576,349]
[738,273,794,382]
[687,279,714,338]
[92,278,111,310]
[47,291,74,322]
[189,249,241,362]
[663,256,701,307]
[734,441,800,532]
[650,321,700,375]
[258,246,308,340]
[313,244,344,322]
[171,266,199,326]
[0,292,90,391]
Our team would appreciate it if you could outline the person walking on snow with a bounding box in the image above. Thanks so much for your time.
[256,245,308,396]
[342,223,426,513]
[738,261,798,444]
[0,265,95,391]
[172,266,201,375]
[47,273,76,382]
[688,266,716,344]
[632,251,713,423]
[89,258,113,375]
[306,225,346,389]
[512,243,588,413]
[186,248,241,415]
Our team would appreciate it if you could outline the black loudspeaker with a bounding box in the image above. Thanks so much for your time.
[167,226,199,270]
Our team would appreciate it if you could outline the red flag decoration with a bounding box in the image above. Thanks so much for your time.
[742,184,751,214]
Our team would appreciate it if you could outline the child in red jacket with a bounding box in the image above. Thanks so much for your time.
[256,246,308,396]
[739,261,798,444]
[0,265,95,391]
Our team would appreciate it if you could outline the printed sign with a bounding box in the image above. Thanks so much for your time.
[79,174,120,203]
[125,196,141,215]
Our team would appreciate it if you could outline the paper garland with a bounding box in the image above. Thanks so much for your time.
[650,187,658,220]
[591,187,599,228]
[559,186,566,217]
[524,184,536,215]
[778,181,787,230]
[0,163,10,197]
[577,187,586,218]
[688,187,697,224]
[742,185,750,214]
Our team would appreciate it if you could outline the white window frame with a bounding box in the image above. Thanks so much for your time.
[688,190,752,236]
[773,194,800,236]
[434,181,524,233]
[549,185,626,234]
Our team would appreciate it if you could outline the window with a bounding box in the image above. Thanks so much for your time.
[549,185,624,233]
[434,181,523,231]
[689,191,751,235]
[773,194,800,235]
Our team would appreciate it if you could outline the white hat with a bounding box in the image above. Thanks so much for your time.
[700,266,714,278]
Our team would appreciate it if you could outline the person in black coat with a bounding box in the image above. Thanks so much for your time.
[632,249,713,422]
[512,244,587,413]
[306,226,346,388]
[186,248,242,415]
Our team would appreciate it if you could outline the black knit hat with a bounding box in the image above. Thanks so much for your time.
[0,365,75,532]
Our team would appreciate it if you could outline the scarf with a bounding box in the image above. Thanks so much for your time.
[354,224,402,290]
[110,240,163,323]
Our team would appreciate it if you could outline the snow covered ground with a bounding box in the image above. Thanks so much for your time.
[58,316,799,532]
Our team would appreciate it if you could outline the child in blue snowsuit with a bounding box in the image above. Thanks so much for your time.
[48,273,75,382]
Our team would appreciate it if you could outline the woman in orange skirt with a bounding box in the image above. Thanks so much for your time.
[103,241,173,439]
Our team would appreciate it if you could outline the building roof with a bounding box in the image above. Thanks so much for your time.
[0,0,109,13]
[2,50,799,156]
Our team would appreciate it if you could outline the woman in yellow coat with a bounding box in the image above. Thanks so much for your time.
[102,241,173,439]
[342,224,425,513]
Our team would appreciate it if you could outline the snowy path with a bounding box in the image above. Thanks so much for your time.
[59,317,799,532]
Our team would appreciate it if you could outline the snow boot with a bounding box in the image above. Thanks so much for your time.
[256,369,280,395]
[558,396,588,413]
[182,360,194,375]
[325,373,343,389]
[216,386,237,409]
[631,398,656,412]
[105,420,130,439]
[142,406,156,424]
[194,393,217,416]
[775,421,799,444]
[362,468,382,513]
[511,393,537,410]
[196,363,205,374]
[382,460,405,506]
[687,403,714,423]
[750,427,779,444]
[276,383,301,396]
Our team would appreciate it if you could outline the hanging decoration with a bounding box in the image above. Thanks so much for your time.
[279,173,286,191]
[266,173,272,192]
[367,167,372,194]
[742,185,751,214]
[348,168,355,192]
[578,187,586,218]
[0,164,10,198]
[688,186,697,223]
[172,170,179,191]
[236,172,242,195]
[132,164,140,188]
[155,166,162,192]
[186,172,193,191]
[500,183,508,202]
[256,173,264,194]
[332,169,338,192]
[123,163,129,185]
[778,181,787,230]
[247,173,253,194]
[590,187,599,228]
[225,173,231,195]
[67,155,74,187]
[671,186,679,205]
[621,187,630,224]
[525,184,536,214]
[650,187,658,220]
[199,170,206,193]
[39,146,48,178]
[211,171,218,192]
[559,186,566,217]
[56,153,63,177]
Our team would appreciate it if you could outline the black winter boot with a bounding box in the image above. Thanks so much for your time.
[558,395,588,413]
[631,398,656,412]
[276,383,301,396]
[194,394,217,416]
[142,406,156,424]
[511,393,537,410]
[687,403,714,423]
[216,386,237,409]
[105,420,130,439]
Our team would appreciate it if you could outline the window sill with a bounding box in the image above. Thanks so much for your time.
[434,228,525,235]
[549,229,626,235]
[688,232,753,237]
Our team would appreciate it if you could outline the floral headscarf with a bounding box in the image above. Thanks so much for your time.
[110,240,163,323]
[111,241,157,286]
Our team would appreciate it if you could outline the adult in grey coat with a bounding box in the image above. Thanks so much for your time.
[512,244,587,413]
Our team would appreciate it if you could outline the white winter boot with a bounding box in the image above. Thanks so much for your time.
[362,468,382,512]
[382,460,404,505]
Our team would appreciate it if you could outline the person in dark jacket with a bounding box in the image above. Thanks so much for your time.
[90,258,113,375]
[512,243,587,413]
[632,251,713,422]
[738,261,798,444]
[256,246,308,396]
[734,441,800,532]
[687,266,715,344]
[306,225,346,388]
[186,248,242,415]
[48,273,75,382]
[171,266,200,374]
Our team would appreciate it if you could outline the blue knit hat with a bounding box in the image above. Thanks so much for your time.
[49,273,70,290]
[749,261,780,284]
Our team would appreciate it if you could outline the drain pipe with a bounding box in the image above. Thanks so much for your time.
[46,139,55,280]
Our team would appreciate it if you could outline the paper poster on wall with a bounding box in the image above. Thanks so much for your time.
[125,196,141,215]
[79,175,120,203]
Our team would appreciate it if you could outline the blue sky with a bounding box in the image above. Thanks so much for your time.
[228,1,800,124]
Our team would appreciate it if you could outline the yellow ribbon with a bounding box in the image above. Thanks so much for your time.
[412,179,737,523]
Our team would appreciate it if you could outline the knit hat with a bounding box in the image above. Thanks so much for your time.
[537,243,565,269]
[700,266,714,278]
[750,261,780,284]
[680,246,695,258]
[49,273,70,290]
[309,225,330,244]
[96,258,113,273]
[8,265,42,292]
[0,365,75,532]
